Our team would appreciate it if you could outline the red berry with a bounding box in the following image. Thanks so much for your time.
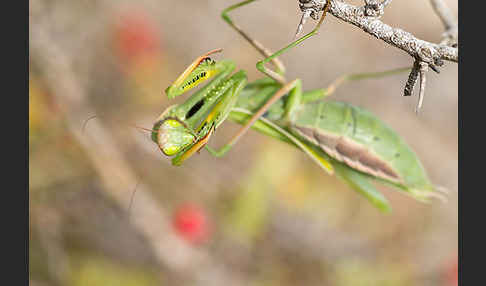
[113,10,160,63]
[172,203,209,244]
[445,255,458,286]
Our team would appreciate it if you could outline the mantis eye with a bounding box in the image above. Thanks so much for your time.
[157,119,195,156]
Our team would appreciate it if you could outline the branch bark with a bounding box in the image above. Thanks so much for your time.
[327,1,457,64]
[430,0,458,45]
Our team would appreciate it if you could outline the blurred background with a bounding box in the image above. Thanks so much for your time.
[29,0,458,285]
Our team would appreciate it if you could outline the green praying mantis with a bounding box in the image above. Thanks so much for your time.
[145,1,445,212]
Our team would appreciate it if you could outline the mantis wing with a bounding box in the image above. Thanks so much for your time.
[229,108,391,212]
[333,163,392,213]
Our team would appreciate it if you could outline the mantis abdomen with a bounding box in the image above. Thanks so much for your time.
[290,101,434,198]
[234,84,435,200]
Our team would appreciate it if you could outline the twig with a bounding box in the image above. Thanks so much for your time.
[326,1,458,64]
[363,0,392,17]
[416,62,429,113]
[430,0,458,45]
[381,0,393,8]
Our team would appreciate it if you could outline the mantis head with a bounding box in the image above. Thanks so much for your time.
[152,116,196,156]
[165,48,223,99]
[151,105,214,166]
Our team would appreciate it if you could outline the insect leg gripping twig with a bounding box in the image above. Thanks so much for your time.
[221,0,331,84]
[255,0,331,84]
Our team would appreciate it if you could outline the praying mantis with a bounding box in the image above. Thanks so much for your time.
[146,1,444,212]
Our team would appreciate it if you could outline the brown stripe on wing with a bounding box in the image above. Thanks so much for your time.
[293,125,402,183]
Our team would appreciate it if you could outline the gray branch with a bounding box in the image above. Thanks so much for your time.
[430,0,458,45]
[327,1,458,64]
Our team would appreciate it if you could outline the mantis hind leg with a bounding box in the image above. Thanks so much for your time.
[300,66,413,103]
[221,0,286,77]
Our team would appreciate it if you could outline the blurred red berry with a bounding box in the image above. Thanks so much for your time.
[445,255,458,286]
[114,10,161,63]
[172,203,210,244]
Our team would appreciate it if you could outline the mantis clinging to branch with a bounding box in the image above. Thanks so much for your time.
[146,1,444,212]
[221,0,332,84]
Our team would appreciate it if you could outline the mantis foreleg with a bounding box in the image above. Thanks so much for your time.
[206,79,303,156]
